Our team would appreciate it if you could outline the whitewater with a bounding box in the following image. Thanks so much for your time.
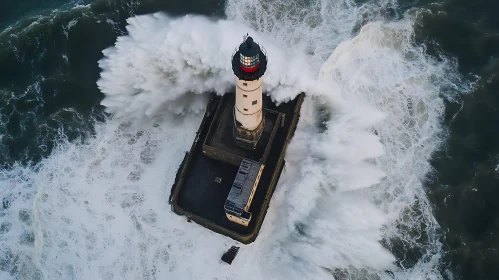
[0,0,465,279]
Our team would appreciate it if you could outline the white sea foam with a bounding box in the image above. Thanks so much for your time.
[0,0,463,279]
[97,13,320,119]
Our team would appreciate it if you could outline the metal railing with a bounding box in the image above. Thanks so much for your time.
[231,41,268,63]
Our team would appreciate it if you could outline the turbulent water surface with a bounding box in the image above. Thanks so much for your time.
[0,0,497,279]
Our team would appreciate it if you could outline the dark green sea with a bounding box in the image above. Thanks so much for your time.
[0,0,498,279]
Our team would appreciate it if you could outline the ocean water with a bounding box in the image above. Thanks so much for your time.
[0,0,497,279]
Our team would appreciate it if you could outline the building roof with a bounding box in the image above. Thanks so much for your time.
[224,159,262,217]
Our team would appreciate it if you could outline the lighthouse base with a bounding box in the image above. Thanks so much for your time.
[202,93,281,167]
[233,115,264,150]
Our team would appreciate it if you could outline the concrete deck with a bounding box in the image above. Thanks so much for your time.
[170,92,303,243]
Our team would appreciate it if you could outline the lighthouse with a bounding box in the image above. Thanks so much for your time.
[171,32,304,239]
[231,35,268,150]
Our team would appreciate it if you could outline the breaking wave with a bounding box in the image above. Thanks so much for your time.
[97,14,318,119]
[0,0,465,279]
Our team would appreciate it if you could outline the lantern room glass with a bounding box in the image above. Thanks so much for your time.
[240,54,259,68]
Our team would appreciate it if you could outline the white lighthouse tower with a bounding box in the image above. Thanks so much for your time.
[231,35,267,150]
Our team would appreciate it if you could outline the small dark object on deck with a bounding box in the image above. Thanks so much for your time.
[221,246,240,265]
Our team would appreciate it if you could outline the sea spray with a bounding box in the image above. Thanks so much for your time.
[97,13,317,120]
[0,2,464,280]
[314,21,457,278]
[95,11,454,278]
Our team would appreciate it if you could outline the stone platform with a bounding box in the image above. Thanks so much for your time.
[169,92,304,244]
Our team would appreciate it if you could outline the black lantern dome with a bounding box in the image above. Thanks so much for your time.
[231,35,267,81]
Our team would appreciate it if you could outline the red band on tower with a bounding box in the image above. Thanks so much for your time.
[240,63,260,73]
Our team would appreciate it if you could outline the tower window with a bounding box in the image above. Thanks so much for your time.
[243,83,248,86]
[252,100,258,105]
[243,94,247,98]
[244,108,248,111]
